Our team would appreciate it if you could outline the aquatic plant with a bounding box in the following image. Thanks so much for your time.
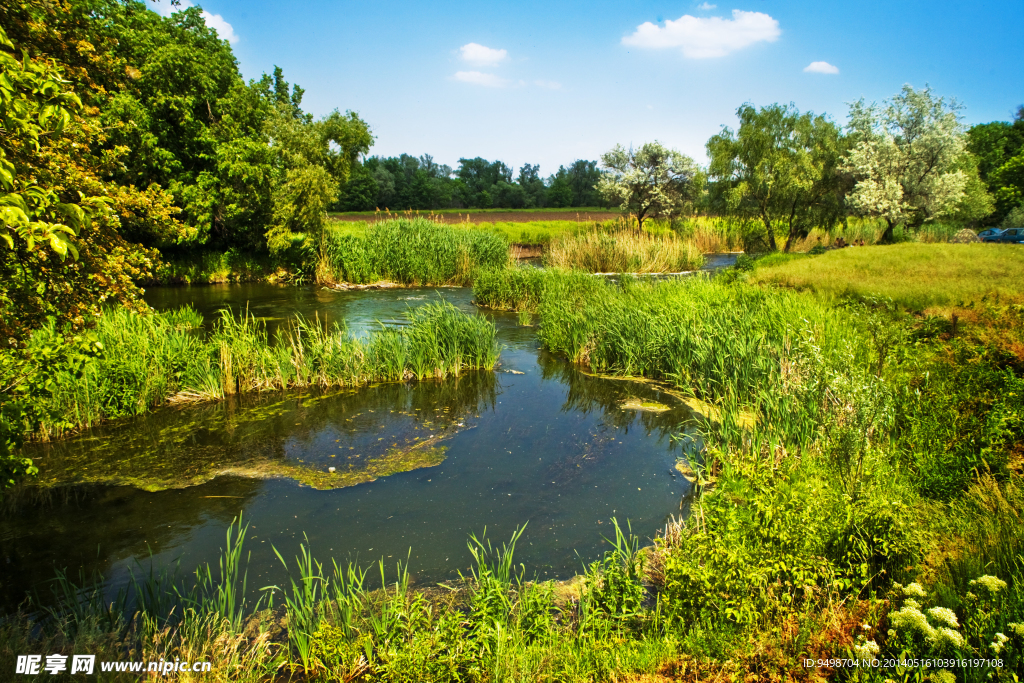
[317,217,510,286]
[545,226,705,273]
[27,301,499,438]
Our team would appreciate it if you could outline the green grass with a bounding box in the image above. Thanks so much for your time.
[317,218,510,285]
[473,266,603,312]
[751,243,1024,312]
[29,300,499,437]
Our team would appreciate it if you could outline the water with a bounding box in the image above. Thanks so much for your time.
[0,285,702,611]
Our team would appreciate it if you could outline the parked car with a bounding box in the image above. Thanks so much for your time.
[978,228,1004,241]
[993,227,1024,244]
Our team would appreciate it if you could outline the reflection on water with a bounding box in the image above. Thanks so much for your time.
[0,286,700,612]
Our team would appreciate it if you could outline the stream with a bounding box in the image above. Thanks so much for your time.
[0,283,709,611]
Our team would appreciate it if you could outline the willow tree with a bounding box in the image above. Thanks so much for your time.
[706,103,846,252]
[843,85,969,242]
[597,142,702,230]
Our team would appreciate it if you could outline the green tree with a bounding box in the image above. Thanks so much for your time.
[706,103,846,252]
[843,85,972,242]
[597,142,702,231]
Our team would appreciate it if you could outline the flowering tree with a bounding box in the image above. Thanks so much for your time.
[597,142,702,230]
[843,85,968,242]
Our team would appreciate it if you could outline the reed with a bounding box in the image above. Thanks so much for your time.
[545,227,705,273]
[473,266,603,312]
[29,301,499,437]
[317,217,510,286]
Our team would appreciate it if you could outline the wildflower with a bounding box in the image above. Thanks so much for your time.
[991,632,1008,654]
[969,575,1007,595]
[862,623,872,631]
[1009,623,1024,638]
[927,607,959,629]
[890,604,936,640]
[904,598,922,610]
[853,639,880,660]
[931,670,956,683]
[932,627,965,650]
[903,582,927,598]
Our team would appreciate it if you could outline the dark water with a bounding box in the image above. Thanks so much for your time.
[1,286,701,611]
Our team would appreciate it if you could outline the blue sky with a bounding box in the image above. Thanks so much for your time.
[153,0,1023,176]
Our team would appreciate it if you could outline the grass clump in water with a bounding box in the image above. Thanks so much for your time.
[473,266,602,312]
[318,217,511,286]
[545,227,705,273]
[28,301,498,437]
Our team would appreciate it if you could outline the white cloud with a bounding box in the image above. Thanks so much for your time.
[534,79,562,90]
[150,0,238,43]
[697,2,717,9]
[453,71,509,87]
[803,61,839,74]
[622,9,780,59]
[202,11,238,43]
[459,43,508,66]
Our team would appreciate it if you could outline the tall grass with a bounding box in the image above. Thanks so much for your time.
[30,301,498,437]
[473,266,603,312]
[3,520,681,682]
[317,217,510,285]
[545,227,705,272]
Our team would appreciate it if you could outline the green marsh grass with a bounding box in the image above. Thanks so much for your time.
[473,266,603,312]
[318,217,510,286]
[30,301,498,437]
[4,518,684,682]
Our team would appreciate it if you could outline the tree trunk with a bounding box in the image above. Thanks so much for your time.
[879,219,897,244]
[761,213,777,251]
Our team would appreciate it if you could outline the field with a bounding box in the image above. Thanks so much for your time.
[329,207,618,223]
[752,243,1024,312]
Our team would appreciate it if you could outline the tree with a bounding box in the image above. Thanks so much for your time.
[597,142,702,230]
[843,85,972,242]
[706,103,846,252]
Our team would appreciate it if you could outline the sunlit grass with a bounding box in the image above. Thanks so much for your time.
[751,243,1024,312]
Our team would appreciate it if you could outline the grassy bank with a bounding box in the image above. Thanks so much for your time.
[468,246,1024,678]
[25,301,498,439]
[752,242,1024,312]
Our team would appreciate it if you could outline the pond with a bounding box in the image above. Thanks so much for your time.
[0,285,703,612]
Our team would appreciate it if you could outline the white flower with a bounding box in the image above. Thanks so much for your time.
[991,632,1008,654]
[970,575,1007,595]
[931,670,956,683]
[904,598,922,610]
[932,627,965,650]
[890,604,936,640]
[927,607,959,629]
[853,639,880,660]
[903,582,927,598]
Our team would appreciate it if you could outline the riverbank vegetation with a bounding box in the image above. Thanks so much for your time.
[22,300,497,440]
[6,245,1023,681]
